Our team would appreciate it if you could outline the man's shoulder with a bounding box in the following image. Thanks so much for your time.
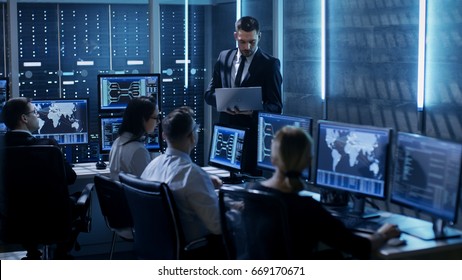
[218,48,237,59]
[255,49,279,63]
[3,131,34,146]
[191,162,208,174]
[144,153,165,167]
[184,162,213,183]
[219,48,235,54]
[35,138,59,146]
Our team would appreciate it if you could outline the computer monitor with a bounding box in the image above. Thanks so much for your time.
[99,116,161,155]
[0,78,8,133]
[208,124,248,183]
[97,73,161,112]
[31,98,89,145]
[257,112,312,180]
[390,132,462,240]
[315,120,392,218]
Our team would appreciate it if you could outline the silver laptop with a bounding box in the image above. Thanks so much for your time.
[215,86,263,112]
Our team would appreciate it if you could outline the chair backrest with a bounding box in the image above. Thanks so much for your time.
[219,185,292,259]
[119,172,181,260]
[0,145,72,245]
[93,174,133,233]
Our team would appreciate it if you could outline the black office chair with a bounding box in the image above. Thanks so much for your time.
[218,185,293,259]
[72,182,94,249]
[93,174,134,259]
[0,145,93,259]
[118,172,182,259]
[119,172,207,260]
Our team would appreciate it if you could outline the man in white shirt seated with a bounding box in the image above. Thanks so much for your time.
[141,106,225,259]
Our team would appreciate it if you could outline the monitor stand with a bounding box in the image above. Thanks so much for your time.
[402,218,461,241]
[348,195,380,220]
[326,195,380,220]
[320,189,349,206]
[221,172,246,185]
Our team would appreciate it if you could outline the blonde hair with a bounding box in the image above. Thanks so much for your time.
[272,126,313,192]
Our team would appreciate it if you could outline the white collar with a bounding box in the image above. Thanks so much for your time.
[237,47,258,63]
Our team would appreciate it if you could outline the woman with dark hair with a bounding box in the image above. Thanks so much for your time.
[108,96,159,180]
[250,126,401,259]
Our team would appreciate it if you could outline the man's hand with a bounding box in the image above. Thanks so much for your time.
[209,174,223,189]
[225,106,253,115]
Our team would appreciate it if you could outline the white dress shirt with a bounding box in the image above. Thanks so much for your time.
[141,147,221,243]
[233,47,257,87]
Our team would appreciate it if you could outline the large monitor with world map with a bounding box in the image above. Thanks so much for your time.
[315,120,392,218]
[257,112,312,180]
[31,98,89,145]
[98,73,161,112]
[390,132,462,240]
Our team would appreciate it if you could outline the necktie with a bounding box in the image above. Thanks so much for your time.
[235,56,246,87]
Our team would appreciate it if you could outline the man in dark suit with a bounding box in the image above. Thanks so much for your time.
[1,97,77,259]
[205,16,282,174]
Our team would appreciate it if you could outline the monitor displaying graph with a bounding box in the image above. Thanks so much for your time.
[98,73,161,112]
[257,112,312,179]
[209,124,247,172]
[99,116,161,154]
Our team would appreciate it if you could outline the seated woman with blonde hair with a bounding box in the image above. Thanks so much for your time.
[250,125,400,259]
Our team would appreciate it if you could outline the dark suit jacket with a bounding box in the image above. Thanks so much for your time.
[3,131,77,185]
[205,48,282,121]
[205,48,283,173]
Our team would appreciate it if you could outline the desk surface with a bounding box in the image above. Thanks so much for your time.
[372,212,462,259]
[73,162,110,178]
[279,190,462,259]
[310,193,462,259]
[72,163,462,259]
[333,209,462,259]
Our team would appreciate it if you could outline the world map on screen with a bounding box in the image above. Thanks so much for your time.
[34,101,87,134]
[322,128,386,180]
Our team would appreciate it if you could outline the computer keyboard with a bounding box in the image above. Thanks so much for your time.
[220,175,245,184]
[337,215,363,229]
[355,220,382,233]
[336,215,382,233]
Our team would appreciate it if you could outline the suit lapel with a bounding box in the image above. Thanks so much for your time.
[224,49,238,88]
